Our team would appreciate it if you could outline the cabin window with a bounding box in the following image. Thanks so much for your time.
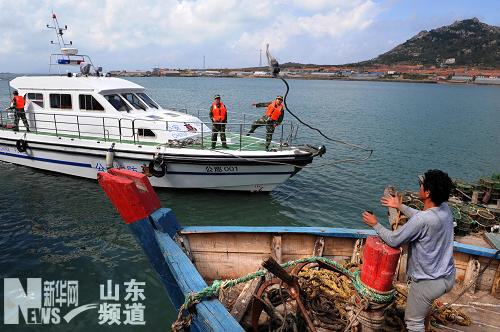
[27,93,44,107]
[79,94,104,111]
[50,94,72,109]
[137,93,159,109]
[138,129,156,137]
[104,94,131,112]
[121,93,147,110]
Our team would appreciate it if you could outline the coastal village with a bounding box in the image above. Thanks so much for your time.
[108,64,500,85]
[109,17,500,85]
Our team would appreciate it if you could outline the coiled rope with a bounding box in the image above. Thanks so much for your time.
[172,256,394,331]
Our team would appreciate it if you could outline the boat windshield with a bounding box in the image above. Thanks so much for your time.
[104,94,131,112]
[121,93,147,111]
[137,93,159,109]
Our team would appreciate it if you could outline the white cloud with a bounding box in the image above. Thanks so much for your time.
[0,0,382,71]
[230,1,380,57]
[289,0,369,12]
[296,1,378,38]
[0,35,20,56]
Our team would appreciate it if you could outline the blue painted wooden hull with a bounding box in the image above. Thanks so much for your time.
[126,209,499,331]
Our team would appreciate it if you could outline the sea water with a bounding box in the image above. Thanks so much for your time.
[0,76,499,330]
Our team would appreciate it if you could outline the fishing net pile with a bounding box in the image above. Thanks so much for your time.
[171,259,471,331]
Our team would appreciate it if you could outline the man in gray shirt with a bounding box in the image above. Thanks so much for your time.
[362,169,455,331]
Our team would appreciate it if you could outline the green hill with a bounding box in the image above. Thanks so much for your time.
[360,18,500,67]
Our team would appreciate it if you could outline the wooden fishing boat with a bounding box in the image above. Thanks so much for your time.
[98,169,500,331]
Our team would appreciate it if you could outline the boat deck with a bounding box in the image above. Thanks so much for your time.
[1,127,288,152]
[439,289,500,331]
[214,282,500,331]
[180,228,500,331]
[94,171,500,331]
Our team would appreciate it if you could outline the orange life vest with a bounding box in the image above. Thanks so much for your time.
[265,101,283,121]
[211,102,227,122]
[12,95,25,109]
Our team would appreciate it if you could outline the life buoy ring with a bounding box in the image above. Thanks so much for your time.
[149,159,166,177]
[16,139,28,152]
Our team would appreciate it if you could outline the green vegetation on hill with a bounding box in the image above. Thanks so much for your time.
[361,18,500,67]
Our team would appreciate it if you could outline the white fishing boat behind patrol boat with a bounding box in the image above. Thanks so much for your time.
[0,14,325,192]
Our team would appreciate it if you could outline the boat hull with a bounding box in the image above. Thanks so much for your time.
[125,215,500,331]
[97,169,500,331]
[0,132,311,191]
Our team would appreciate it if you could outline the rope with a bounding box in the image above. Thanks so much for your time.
[158,75,374,167]
[171,256,394,331]
[279,77,374,164]
[351,270,396,303]
[343,305,365,332]
[211,148,311,168]
[211,148,364,169]
[210,143,379,168]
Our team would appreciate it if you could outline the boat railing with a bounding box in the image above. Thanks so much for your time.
[0,110,300,151]
[166,106,300,136]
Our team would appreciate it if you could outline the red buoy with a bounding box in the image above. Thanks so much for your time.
[360,236,401,292]
[98,168,161,224]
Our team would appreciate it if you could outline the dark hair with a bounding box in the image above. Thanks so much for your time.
[422,169,454,205]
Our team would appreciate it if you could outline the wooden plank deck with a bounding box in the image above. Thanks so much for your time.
[439,290,500,331]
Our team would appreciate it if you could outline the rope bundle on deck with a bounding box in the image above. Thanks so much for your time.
[171,256,470,331]
[172,257,391,330]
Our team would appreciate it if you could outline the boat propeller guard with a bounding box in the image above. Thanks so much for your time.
[16,139,28,153]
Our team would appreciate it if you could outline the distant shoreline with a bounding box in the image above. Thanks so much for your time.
[108,74,500,87]
[2,72,499,87]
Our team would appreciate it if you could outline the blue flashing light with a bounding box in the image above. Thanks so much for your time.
[58,59,70,64]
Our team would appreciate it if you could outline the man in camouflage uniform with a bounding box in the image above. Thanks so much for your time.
[247,95,284,150]
[209,94,228,149]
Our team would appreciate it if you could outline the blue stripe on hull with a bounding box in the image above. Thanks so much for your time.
[0,151,92,168]
[0,151,293,176]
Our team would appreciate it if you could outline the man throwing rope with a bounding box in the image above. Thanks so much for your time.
[247,95,284,150]
[362,169,455,332]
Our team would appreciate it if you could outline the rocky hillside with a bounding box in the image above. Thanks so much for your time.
[362,18,500,67]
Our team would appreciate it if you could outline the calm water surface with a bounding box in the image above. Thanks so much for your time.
[0,76,499,330]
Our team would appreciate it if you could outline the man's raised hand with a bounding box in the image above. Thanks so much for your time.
[381,195,401,209]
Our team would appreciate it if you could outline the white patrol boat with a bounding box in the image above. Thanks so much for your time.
[0,14,325,192]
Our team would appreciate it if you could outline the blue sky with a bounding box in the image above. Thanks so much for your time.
[0,0,498,73]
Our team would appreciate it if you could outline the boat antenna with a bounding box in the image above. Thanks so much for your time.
[46,13,97,75]
[265,44,373,161]
[47,12,72,51]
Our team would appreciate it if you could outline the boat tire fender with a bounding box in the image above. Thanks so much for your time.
[106,143,116,169]
[16,139,28,152]
[149,159,166,177]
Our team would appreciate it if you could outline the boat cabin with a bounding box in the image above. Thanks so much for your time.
[8,75,209,144]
